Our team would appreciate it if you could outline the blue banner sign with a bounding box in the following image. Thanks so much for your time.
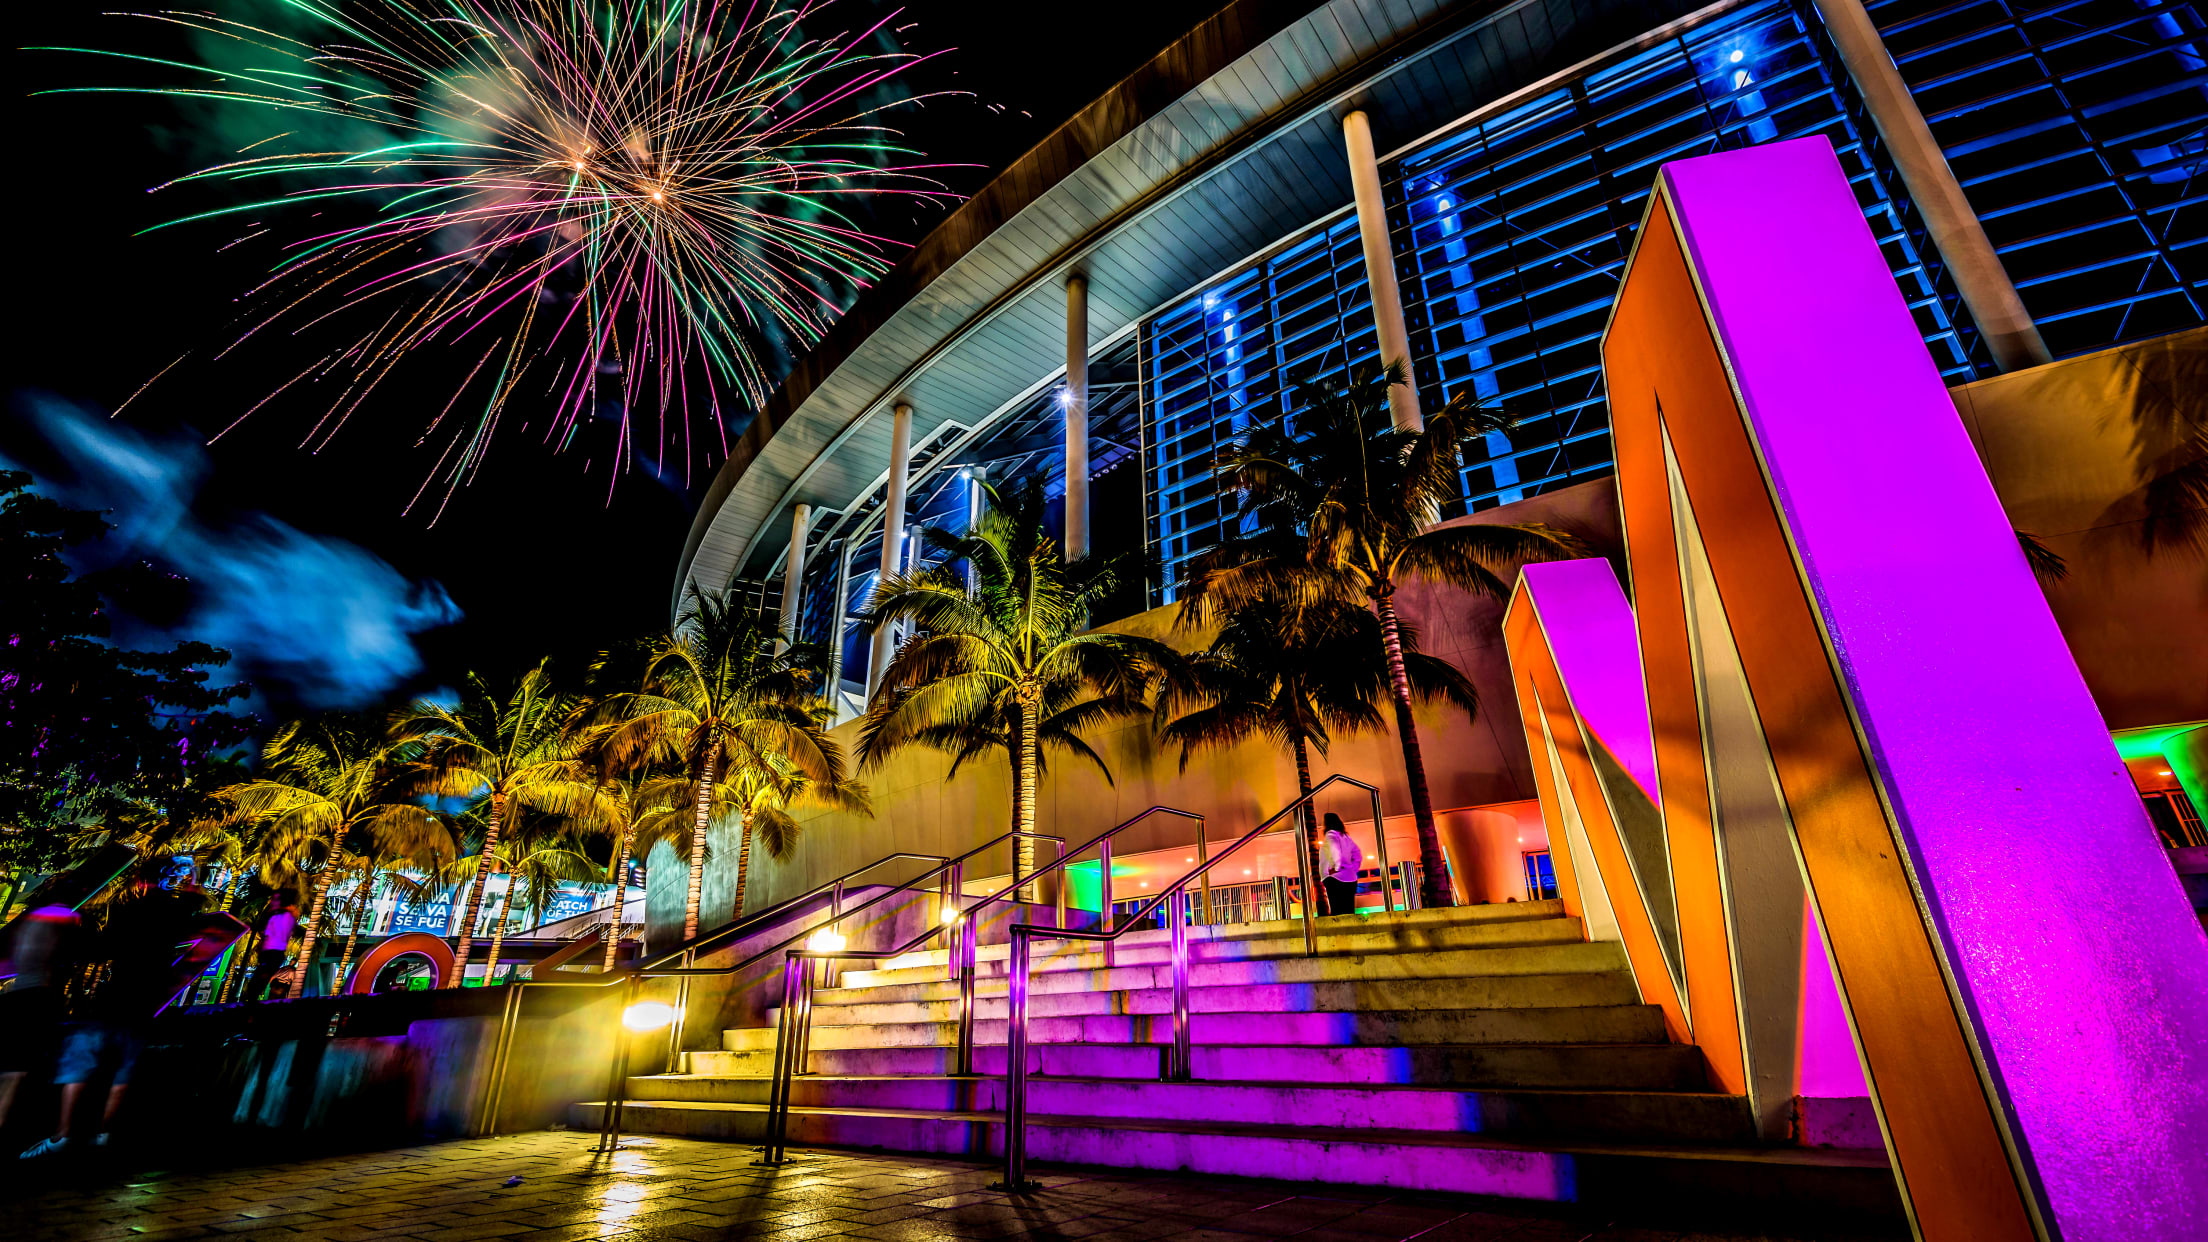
[542,886,602,925]
[387,886,457,935]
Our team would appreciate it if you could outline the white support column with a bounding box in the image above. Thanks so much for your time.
[866,401,914,698]
[777,503,810,649]
[827,540,854,709]
[965,464,987,594]
[1064,274,1091,561]
[1811,0,2050,372]
[1343,109,1423,433]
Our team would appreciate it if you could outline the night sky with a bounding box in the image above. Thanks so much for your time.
[7,0,1198,717]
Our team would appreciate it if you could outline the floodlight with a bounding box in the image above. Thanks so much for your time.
[621,1001,676,1032]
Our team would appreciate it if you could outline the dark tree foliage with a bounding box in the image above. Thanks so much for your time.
[2,470,251,873]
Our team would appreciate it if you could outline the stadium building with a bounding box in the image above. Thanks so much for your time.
[664,0,2205,906]
[679,0,2206,674]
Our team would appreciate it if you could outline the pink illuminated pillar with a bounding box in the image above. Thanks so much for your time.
[1638,136,2208,1239]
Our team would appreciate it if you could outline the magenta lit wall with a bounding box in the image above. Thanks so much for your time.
[1663,136,2208,1239]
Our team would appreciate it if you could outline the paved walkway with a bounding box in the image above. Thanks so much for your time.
[6,1133,1901,1242]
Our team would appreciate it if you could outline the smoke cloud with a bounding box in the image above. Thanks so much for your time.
[6,394,459,710]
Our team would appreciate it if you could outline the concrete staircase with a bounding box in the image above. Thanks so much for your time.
[574,901,1899,1222]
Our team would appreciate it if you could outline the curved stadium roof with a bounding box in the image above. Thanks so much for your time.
[674,0,1708,610]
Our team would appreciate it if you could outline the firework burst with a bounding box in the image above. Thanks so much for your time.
[47,0,956,516]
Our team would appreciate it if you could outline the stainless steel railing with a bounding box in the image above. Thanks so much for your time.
[753,805,1208,1164]
[476,840,1054,1147]
[998,774,1388,1189]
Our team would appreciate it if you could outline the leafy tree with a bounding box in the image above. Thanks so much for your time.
[1184,368,1581,908]
[597,594,850,942]
[1,471,250,880]
[1158,595,1473,912]
[860,480,1171,898]
[393,663,616,986]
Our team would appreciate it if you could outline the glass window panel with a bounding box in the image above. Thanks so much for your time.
[1140,0,2207,600]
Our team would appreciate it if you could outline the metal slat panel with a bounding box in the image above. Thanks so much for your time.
[1331,0,1386,58]
[683,0,1729,591]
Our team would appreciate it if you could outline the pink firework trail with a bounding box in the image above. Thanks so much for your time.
[46,0,961,517]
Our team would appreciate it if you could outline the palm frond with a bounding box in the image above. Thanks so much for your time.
[2016,529,2071,582]
[1392,522,1587,600]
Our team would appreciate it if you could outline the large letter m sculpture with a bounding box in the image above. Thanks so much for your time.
[1501,138,2208,1242]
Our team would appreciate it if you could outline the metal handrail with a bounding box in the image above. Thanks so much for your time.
[476,834,1062,1146]
[478,848,955,1135]
[997,774,1389,1189]
[635,850,953,974]
[648,850,966,1059]
[753,804,1209,1164]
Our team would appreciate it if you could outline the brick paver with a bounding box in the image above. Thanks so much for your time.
[4,1133,1900,1242]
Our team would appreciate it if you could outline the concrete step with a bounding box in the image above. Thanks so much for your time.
[722,1003,1669,1051]
[804,972,1640,1027]
[567,1099,1902,1225]
[844,907,1580,988]
[684,1040,1708,1090]
[622,1074,1755,1143]
[818,940,1629,1005]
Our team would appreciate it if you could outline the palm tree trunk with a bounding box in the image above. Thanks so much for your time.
[1372,592,1454,909]
[1016,692,1040,904]
[296,866,338,997]
[450,794,505,987]
[333,875,373,994]
[1007,703,1025,837]
[602,822,634,973]
[1292,734,1327,914]
[686,749,719,942]
[485,870,515,986]
[732,810,756,922]
[219,930,258,1004]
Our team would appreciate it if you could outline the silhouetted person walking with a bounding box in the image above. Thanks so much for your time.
[1,906,81,1134]
[21,866,202,1158]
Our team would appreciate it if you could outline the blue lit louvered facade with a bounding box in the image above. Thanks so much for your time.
[1139,0,2208,603]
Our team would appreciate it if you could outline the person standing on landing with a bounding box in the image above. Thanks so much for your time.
[1320,814,1363,917]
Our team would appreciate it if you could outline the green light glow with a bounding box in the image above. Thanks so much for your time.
[2112,722,2207,761]
[1059,860,1145,912]
[1062,860,1102,913]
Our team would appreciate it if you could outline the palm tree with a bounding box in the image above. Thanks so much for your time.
[1158,595,1474,912]
[587,772,652,972]
[478,814,601,984]
[644,756,874,925]
[578,770,714,972]
[326,859,438,993]
[872,692,1125,844]
[327,872,376,991]
[1185,366,1581,908]
[394,664,617,987]
[597,594,850,942]
[222,714,453,996]
[860,479,1173,897]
